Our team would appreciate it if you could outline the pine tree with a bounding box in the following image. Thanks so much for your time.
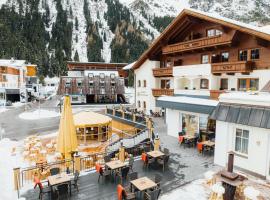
[74,50,79,61]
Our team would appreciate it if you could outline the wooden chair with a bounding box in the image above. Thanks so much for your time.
[128,156,134,171]
[117,166,130,184]
[141,153,148,168]
[117,184,136,200]
[154,174,162,188]
[145,188,161,200]
[71,171,80,192]
[157,155,170,172]
[50,167,60,175]
[96,163,111,183]
[147,156,155,170]
[34,177,51,200]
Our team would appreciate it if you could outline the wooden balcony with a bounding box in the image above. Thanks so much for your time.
[152,89,174,97]
[162,35,232,54]
[210,90,227,100]
[212,61,253,74]
[152,67,173,77]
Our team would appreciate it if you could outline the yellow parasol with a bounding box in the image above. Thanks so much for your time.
[56,96,78,160]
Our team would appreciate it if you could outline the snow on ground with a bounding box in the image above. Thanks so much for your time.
[0,138,28,200]
[160,179,209,200]
[19,109,60,120]
[0,107,8,113]
[12,102,24,107]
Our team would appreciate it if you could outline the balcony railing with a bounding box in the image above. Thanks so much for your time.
[212,61,253,74]
[152,67,173,77]
[162,35,232,54]
[152,89,174,97]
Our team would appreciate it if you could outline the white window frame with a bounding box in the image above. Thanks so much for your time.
[234,127,250,156]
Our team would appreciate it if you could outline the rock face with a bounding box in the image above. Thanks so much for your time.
[0,0,269,76]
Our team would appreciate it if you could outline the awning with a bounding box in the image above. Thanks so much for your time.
[156,96,218,115]
[210,103,270,129]
[5,89,20,94]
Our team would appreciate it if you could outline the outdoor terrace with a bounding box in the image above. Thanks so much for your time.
[22,149,214,200]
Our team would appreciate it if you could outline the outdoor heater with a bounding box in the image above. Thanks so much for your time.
[220,151,240,200]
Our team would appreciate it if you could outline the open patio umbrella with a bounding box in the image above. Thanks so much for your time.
[56,96,78,160]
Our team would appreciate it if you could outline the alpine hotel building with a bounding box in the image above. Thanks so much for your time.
[133,9,270,180]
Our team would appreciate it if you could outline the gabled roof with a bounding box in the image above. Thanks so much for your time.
[133,8,270,70]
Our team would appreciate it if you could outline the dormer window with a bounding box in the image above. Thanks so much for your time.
[207,29,222,37]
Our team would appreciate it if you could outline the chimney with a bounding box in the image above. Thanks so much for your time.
[227,151,234,173]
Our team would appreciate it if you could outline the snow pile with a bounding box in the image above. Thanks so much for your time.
[19,109,60,120]
[160,179,209,200]
[12,102,24,107]
[0,107,8,113]
[0,138,28,200]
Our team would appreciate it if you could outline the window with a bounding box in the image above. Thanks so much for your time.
[143,101,146,109]
[238,79,247,91]
[221,52,229,62]
[238,78,259,91]
[251,49,260,60]
[72,96,79,101]
[65,82,71,87]
[137,101,141,108]
[207,29,222,37]
[143,80,147,87]
[250,79,259,90]
[211,54,220,63]
[235,128,249,155]
[200,79,209,89]
[77,81,82,87]
[161,80,170,89]
[138,80,141,87]
[201,55,209,64]
[220,79,228,90]
[2,75,7,82]
[239,50,248,61]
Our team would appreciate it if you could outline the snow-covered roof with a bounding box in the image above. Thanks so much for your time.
[219,92,270,107]
[0,59,26,68]
[123,62,136,70]
[260,25,270,34]
[158,96,218,107]
[187,8,270,35]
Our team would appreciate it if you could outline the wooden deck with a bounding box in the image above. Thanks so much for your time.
[21,150,214,200]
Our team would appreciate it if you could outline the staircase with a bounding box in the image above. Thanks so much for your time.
[106,129,149,153]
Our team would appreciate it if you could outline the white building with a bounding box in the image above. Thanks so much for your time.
[0,59,37,105]
[212,92,270,180]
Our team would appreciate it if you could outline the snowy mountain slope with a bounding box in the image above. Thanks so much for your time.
[1,0,270,64]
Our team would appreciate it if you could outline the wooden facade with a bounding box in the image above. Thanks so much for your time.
[133,9,270,100]
[152,89,174,97]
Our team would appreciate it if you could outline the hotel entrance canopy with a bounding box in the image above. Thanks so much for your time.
[156,96,218,115]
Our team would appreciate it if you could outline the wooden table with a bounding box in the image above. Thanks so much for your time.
[131,177,157,191]
[105,160,126,170]
[147,150,164,158]
[183,135,197,140]
[201,140,215,147]
[48,173,72,196]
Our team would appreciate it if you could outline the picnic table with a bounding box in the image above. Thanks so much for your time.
[105,160,126,170]
[48,173,72,197]
[147,150,164,158]
[130,177,157,192]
